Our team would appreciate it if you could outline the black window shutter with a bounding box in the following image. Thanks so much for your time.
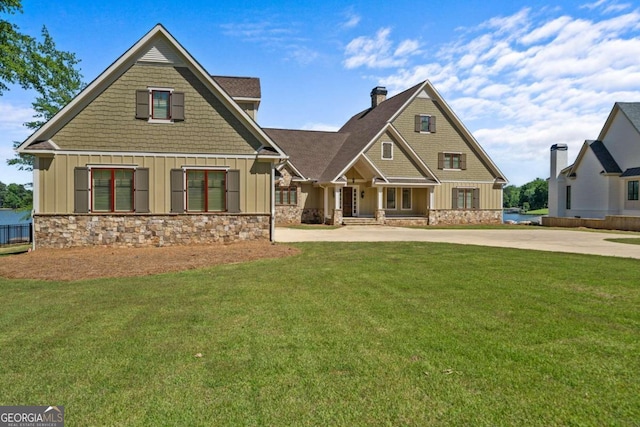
[74,167,89,213]
[460,153,467,170]
[136,90,149,119]
[135,168,150,213]
[452,188,459,209]
[172,92,185,121]
[170,169,184,213]
[227,169,240,213]
[473,188,480,209]
[438,153,445,169]
[414,115,422,132]
[429,115,436,132]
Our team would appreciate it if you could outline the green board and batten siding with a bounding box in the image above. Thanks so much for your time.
[37,155,271,214]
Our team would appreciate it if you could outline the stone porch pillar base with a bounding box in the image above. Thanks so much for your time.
[375,209,386,224]
[331,209,343,225]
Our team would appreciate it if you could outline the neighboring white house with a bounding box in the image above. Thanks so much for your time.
[549,102,640,219]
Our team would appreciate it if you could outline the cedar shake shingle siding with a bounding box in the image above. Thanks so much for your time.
[393,97,496,182]
[365,133,424,178]
[51,64,262,154]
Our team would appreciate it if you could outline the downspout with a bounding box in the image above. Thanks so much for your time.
[31,157,39,252]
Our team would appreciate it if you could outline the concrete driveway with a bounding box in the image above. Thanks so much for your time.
[275,226,640,259]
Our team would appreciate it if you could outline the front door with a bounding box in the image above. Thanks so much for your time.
[343,187,354,217]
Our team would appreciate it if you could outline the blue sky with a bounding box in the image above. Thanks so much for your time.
[2,0,640,186]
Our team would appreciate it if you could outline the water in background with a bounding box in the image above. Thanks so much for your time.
[0,209,32,225]
[503,212,542,224]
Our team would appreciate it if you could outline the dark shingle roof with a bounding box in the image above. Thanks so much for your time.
[318,82,422,182]
[590,140,622,174]
[263,128,349,180]
[266,82,423,182]
[617,102,640,134]
[211,76,261,99]
[621,167,640,177]
[25,140,56,150]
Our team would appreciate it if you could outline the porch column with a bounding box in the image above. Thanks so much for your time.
[332,186,343,225]
[323,186,329,221]
[375,186,385,224]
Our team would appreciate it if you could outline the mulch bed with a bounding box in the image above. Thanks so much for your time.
[0,241,300,281]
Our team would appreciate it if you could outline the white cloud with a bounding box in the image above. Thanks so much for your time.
[0,101,34,185]
[344,28,420,69]
[369,6,640,184]
[581,0,631,13]
[342,11,361,29]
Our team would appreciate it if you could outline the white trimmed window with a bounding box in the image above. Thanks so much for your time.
[415,114,436,133]
[628,180,639,201]
[438,152,467,170]
[385,187,396,209]
[136,88,185,122]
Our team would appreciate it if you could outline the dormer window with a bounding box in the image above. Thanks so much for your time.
[136,88,185,122]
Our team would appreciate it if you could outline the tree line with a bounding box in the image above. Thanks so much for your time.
[503,178,548,211]
[2,0,84,171]
[0,181,32,209]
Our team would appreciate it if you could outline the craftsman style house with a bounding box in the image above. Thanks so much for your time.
[18,24,506,248]
[17,25,286,248]
[266,84,507,226]
[548,103,640,220]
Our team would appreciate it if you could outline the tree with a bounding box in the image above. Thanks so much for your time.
[514,178,548,211]
[0,0,34,95]
[503,185,520,208]
[0,181,32,209]
[2,0,84,170]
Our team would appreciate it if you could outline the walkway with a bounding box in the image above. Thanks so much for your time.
[275,226,640,259]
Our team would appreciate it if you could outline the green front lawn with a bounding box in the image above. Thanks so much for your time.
[524,208,549,215]
[1,242,638,425]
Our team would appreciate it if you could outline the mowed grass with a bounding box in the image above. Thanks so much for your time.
[1,242,638,426]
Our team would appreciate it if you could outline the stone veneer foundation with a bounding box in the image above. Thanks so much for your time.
[275,206,324,225]
[33,214,271,248]
[427,210,502,225]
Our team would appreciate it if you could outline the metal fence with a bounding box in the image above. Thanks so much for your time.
[0,223,32,247]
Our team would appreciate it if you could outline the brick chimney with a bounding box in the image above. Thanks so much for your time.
[370,86,387,108]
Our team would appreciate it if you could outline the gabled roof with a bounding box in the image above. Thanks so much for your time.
[318,83,421,182]
[565,140,622,177]
[590,140,622,174]
[615,103,640,134]
[17,24,285,158]
[265,80,506,185]
[212,76,261,100]
[264,128,349,181]
[598,102,640,140]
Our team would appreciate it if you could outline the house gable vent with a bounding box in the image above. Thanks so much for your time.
[138,39,184,65]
